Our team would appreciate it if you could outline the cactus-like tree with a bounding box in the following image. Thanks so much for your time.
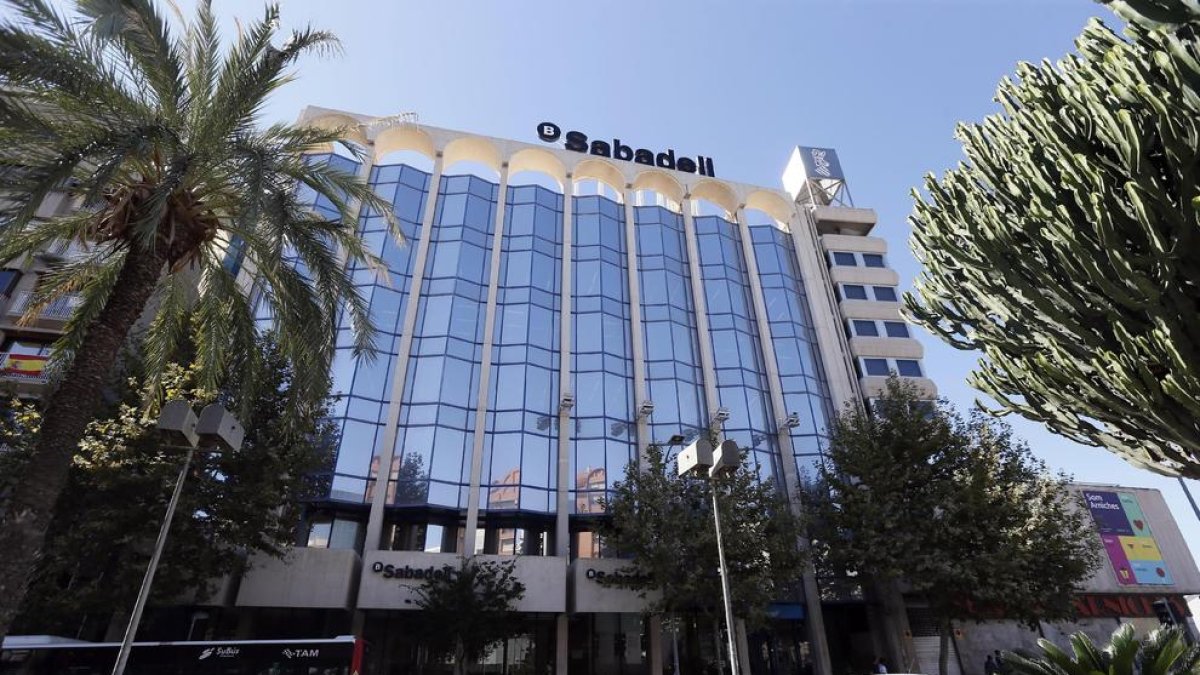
[905,0,1200,477]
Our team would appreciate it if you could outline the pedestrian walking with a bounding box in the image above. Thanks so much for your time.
[985,654,997,675]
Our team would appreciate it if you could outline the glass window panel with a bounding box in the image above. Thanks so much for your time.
[306,520,332,548]
[852,320,879,337]
[884,321,911,338]
[896,359,923,377]
[329,519,361,550]
[862,253,885,268]
[842,285,868,300]
[832,252,857,266]
[863,358,890,377]
[872,286,899,302]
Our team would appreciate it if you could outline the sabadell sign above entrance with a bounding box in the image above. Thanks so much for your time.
[537,122,716,177]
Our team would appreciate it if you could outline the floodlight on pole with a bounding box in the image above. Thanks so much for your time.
[112,401,243,675]
[676,435,741,675]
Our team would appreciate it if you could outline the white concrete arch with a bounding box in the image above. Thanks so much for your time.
[442,136,504,175]
[572,158,625,194]
[508,148,567,191]
[373,124,436,162]
[631,169,684,205]
[744,190,795,226]
[689,179,738,217]
[299,113,368,152]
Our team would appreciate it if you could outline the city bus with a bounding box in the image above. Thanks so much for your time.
[0,634,366,674]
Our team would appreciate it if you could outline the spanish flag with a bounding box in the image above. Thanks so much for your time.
[3,354,47,376]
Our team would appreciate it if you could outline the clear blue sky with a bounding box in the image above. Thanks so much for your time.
[22,0,1200,560]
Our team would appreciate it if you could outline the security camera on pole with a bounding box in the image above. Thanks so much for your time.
[677,435,742,675]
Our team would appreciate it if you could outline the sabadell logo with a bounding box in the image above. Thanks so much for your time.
[371,561,456,580]
[537,123,716,177]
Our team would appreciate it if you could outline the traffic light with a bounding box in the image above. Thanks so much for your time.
[1152,598,1178,627]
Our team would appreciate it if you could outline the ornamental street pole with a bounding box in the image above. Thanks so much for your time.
[710,485,739,675]
[112,402,243,675]
[112,446,195,675]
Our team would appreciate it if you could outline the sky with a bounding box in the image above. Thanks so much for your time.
[12,0,1200,561]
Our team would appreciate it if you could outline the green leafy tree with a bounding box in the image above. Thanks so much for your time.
[0,334,335,636]
[410,558,527,675]
[0,0,397,638]
[1006,624,1200,675]
[810,378,1098,675]
[598,442,807,666]
[904,0,1200,477]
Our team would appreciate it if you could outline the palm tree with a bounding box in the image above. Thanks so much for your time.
[0,0,397,639]
[1006,624,1200,675]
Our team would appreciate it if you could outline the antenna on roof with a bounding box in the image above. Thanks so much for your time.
[368,111,420,130]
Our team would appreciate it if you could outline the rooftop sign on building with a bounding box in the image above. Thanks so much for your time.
[536,122,716,177]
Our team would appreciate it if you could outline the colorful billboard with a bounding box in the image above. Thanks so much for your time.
[1084,490,1173,586]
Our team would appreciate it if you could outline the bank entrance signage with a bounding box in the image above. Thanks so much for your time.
[537,122,716,177]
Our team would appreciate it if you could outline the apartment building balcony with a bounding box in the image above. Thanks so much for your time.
[0,351,49,394]
[5,291,81,326]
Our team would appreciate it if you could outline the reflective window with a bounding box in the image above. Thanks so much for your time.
[571,195,634,513]
[841,284,868,300]
[694,214,778,484]
[305,515,364,551]
[884,321,911,338]
[636,205,707,451]
[282,155,430,504]
[896,359,923,377]
[862,253,886,268]
[872,286,899,302]
[862,359,890,377]
[832,252,857,266]
[852,320,879,337]
[391,173,498,509]
[750,221,835,487]
[482,184,563,515]
[0,269,18,296]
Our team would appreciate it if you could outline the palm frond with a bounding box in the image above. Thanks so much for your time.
[76,0,184,114]
[43,247,127,376]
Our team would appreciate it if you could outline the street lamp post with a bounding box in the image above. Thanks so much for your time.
[111,402,244,675]
[677,436,743,675]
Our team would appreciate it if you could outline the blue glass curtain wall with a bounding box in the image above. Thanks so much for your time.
[322,162,430,504]
[480,185,563,514]
[750,222,835,485]
[390,174,498,509]
[694,214,780,485]
[570,196,635,514]
[635,206,707,447]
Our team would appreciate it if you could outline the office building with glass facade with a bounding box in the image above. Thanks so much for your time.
[0,108,934,675]
[227,108,939,675]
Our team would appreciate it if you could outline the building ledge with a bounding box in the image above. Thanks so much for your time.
[236,547,361,609]
[811,205,877,236]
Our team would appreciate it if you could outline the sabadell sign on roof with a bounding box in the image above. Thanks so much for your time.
[537,122,716,177]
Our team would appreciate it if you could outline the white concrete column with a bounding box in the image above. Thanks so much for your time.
[465,163,511,548]
[556,179,574,558]
[622,189,650,468]
[556,613,569,675]
[364,153,444,552]
[735,209,833,675]
[788,207,862,412]
[649,614,664,675]
[680,198,721,427]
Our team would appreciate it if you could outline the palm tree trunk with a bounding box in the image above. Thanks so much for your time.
[0,242,166,642]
